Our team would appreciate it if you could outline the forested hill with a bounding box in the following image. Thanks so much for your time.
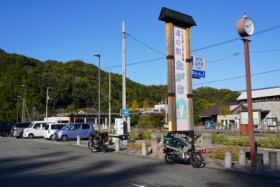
[0,49,240,123]
[0,49,166,121]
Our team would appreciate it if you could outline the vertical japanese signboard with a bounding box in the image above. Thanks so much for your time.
[174,26,188,131]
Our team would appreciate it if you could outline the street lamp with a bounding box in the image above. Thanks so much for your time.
[16,96,21,123]
[21,84,26,122]
[46,86,52,120]
[104,68,111,131]
[94,53,101,128]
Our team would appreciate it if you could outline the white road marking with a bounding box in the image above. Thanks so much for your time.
[131,183,146,187]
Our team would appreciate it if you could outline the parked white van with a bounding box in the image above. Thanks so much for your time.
[44,123,67,140]
[23,121,55,139]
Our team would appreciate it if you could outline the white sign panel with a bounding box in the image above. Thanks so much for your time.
[240,111,260,125]
[192,56,206,78]
[174,26,188,131]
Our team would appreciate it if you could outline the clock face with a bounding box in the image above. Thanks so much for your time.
[244,17,254,36]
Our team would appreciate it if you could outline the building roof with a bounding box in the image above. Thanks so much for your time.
[200,102,237,117]
[237,86,280,100]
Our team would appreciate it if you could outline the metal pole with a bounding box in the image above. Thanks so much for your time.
[243,38,256,167]
[122,20,127,134]
[94,54,101,128]
[21,85,26,122]
[98,56,101,127]
[46,87,51,120]
[16,96,21,123]
[185,28,194,130]
[109,69,111,131]
[32,107,36,121]
[166,22,176,131]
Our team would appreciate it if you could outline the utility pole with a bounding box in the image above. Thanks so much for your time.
[122,20,127,135]
[32,107,36,121]
[46,86,52,120]
[21,84,26,122]
[16,96,21,123]
[108,69,111,131]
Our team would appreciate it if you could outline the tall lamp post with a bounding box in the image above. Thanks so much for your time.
[237,14,256,167]
[21,84,26,122]
[94,53,101,128]
[108,69,111,131]
[46,86,52,120]
[16,96,21,123]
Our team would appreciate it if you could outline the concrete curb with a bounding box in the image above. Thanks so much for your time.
[73,142,280,178]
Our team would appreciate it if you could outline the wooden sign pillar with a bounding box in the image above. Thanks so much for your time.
[159,7,196,131]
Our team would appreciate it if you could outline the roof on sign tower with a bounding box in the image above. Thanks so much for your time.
[159,7,197,28]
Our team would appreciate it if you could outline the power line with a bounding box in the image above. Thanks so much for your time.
[193,69,280,86]
[103,57,165,69]
[192,37,241,52]
[207,48,280,63]
[192,24,280,53]
[106,24,280,69]
[126,33,165,56]
[207,53,240,63]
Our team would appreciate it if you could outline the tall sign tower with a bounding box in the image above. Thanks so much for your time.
[159,7,196,131]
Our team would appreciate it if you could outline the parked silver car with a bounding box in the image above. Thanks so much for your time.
[10,123,30,138]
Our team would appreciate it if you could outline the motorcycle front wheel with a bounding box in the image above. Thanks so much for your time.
[164,152,175,164]
[101,144,107,153]
[190,152,204,168]
[88,142,94,152]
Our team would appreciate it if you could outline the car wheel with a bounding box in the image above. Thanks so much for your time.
[50,135,55,140]
[28,134,34,139]
[3,132,9,137]
[61,135,68,141]
[19,132,23,138]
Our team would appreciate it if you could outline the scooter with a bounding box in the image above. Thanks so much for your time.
[88,131,109,153]
[163,130,206,168]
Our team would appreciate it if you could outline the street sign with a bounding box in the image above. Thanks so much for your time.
[122,108,130,117]
[192,56,206,78]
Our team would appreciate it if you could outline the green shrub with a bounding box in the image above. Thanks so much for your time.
[139,113,165,129]
[212,133,280,149]
[212,133,229,144]
[209,146,241,161]
[257,135,280,148]
[230,136,249,147]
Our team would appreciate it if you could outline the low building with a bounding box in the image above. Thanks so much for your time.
[200,86,280,129]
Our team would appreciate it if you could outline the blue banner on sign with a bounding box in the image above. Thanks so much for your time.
[192,70,205,78]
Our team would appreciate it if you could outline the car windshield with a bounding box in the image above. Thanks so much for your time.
[61,124,71,130]
[27,123,34,128]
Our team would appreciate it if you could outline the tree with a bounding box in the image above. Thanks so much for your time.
[219,107,231,116]
[130,100,139,111]
[142,99,150,110]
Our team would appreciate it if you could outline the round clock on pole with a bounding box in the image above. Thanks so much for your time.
[236,14,254,37]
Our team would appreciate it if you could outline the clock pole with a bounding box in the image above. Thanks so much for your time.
[243,37,256,167]
[237,14,256,167]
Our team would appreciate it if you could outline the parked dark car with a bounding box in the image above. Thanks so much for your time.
[0,122,13,137]
[10,123,30,138]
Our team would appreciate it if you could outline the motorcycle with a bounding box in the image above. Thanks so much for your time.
[88,131,109,153]
[163,130,206,168]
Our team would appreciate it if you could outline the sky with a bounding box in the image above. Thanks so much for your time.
[1,0,280,91]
